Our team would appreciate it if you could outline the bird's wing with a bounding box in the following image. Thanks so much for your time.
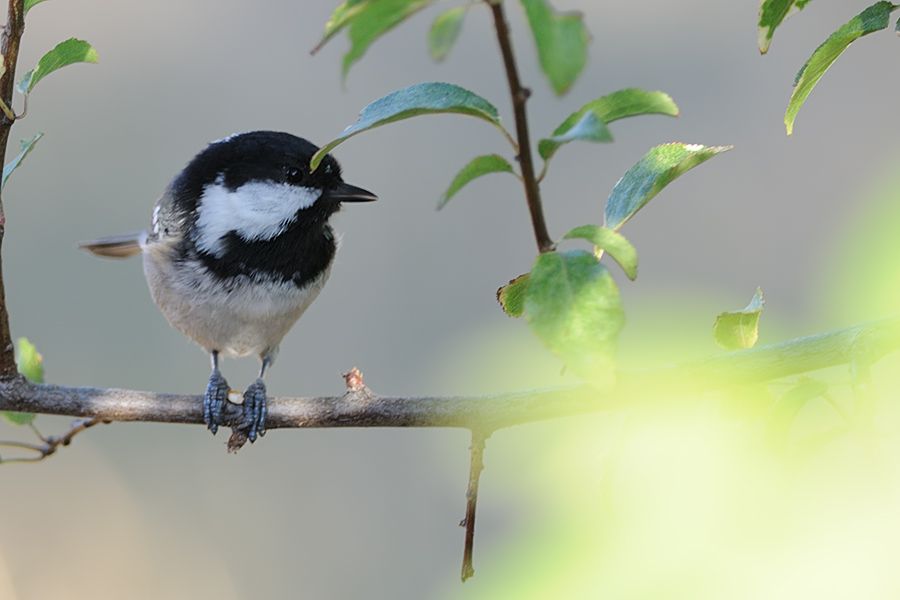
[79,231,146,259]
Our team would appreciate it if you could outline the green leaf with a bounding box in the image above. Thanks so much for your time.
[2,410,34,425]
[312,0,369,54]
[2,132,43,190]
[758,0,816,54]
[537,112,612,161]
[785,1,896,135]
[524,250,624,384]
[338,0,436,79]
[563,225,638,281]
[16,338,44,384]
[713,288,765,350]
[519,0,590,96]
[539,89,679,162]
[497,273,529,318]
[311,82,504,170]
[24,0,50,15]
[604,143,732,232]
[3,338,43,425]
[429,6,466,62]
[439,154,514,209]
[18,38,99,94]
[548,89,679,136]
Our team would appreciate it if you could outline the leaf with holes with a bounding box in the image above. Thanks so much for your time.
[3,338,43,425]
[713,288,765,350]
[758,0,815,54]
[439,154,514,209]
[604,143,732,231]
[497,273,529,318]
[519,0,590,95]
[311,82,504,170]
[2,133,43,190]
[785,1,896,135]
[429,6,466,62]
[539,89,679,161]
[525,250,624,384]
[563,225,638,281]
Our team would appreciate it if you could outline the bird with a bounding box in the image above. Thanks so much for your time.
[80,131,377,442]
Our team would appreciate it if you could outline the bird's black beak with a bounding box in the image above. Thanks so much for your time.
[328,181,378,203]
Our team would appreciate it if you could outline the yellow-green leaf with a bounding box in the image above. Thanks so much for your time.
[713,288,765,350]
[3,338,43,425]
[18,38,98,94]
[785,1,896,135]
[497,273,529,318]
[524,250,624,385]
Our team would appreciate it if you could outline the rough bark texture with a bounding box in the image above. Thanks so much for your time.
[0,0,25,379]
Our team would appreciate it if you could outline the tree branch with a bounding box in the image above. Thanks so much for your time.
[0,0,25,379]
[488,0,554,254]
[0,317,896,430]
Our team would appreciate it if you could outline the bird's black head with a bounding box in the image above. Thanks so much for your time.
[166,131,376,286]
[169,130,376,219]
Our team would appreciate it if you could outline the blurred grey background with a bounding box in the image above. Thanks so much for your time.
[0,1,898,598]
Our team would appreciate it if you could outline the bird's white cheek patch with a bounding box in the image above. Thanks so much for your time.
[195,181,321,255]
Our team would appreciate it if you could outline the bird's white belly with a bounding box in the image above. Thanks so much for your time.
[143,249,329,359]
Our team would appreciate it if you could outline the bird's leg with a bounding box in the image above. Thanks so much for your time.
[204,350,230,435]
[242,355,271,442]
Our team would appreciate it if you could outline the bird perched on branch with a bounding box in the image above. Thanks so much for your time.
[81,131,377,442]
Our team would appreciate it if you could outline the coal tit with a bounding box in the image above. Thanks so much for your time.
[81,131,377,442]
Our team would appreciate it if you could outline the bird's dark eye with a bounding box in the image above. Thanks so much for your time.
[284,165,304,184]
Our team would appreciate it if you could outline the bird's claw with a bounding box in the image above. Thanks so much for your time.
[204,370,229,435]
[242,379,267,442]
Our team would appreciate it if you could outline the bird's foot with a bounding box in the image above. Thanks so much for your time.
[204,370,230,435]
[242,379,268,442]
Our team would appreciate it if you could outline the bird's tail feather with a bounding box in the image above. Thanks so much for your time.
[79,231,145,259]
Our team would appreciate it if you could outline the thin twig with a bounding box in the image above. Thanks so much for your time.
[487,0,554,253]
[460,429,489,581]
[0,416,104,463]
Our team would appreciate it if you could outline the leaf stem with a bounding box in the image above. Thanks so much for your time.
[487,0,554,253]
[0,0,25,379]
